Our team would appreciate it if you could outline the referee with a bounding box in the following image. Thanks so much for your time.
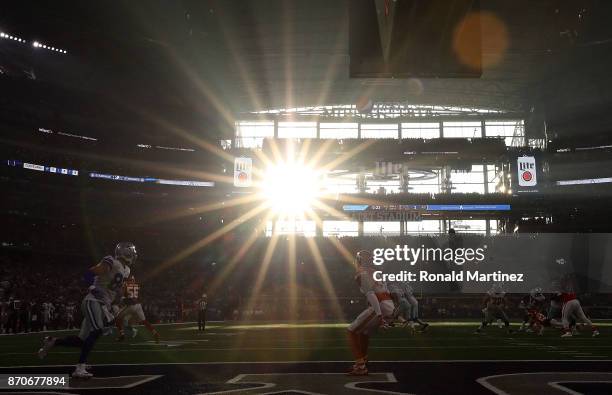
[197,294,208,331]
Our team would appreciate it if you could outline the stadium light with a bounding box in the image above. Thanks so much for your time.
[32,40,67,54]
[1,32,29,45]
[261,162,321,216]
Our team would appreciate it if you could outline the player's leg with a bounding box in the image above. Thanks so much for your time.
[548,304,564,329]
[353,300,393,373]
[347,308,373,359]
[114,306,128,341]
[397,298,410,324]
[72,299,106,378]
[561,300,578,337]
[498,309,513,334]
[38,319,84,359]
[120,307,141,340]
[519,310,530,332]
[133,304,159,342]
[347,307,378,375]
[390,294,405,324]
[532,318,544,336]
[39,302,92,358]
[572,301,599,336]
[39,299,103,378]
[475,307,492,333]
[355,332,369,367]
[406,295,429,331]
[124,316,136,338]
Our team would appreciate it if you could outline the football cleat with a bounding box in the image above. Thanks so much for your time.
[116,332,125,342]
[379,318,392,330]
[561,331,573,338]
[131,328,138,338]
[38,336,56,359]
[593,330,600,337]
[72,364,93,379]
[420,323,430,332]
[347,365,368,376]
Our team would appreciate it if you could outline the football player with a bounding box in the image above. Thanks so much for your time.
[547,291,564,328]
[65,301,76,330]
[115,275,160,343]
[198,294,208,332]
[544,285,580,334]
[518,287,546,335]
[389,282,428,331]
[388,282,408,324]
[474,284,513,334]
[38,242,136,378]
[347,250,395,376]
[560,291,599,337]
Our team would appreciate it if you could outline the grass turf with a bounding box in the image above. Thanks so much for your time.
[1,321,610,367]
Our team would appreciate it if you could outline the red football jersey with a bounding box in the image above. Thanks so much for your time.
[561,292,576,304]
[125,277,140,299]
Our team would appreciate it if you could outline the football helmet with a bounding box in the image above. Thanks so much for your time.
[355,250,373,268]
[115,242,138,265]
[530,287,545,301]
[488,283,505,298]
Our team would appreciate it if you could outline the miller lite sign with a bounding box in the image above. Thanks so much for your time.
[233,157,252,187]
[517,156,537,187]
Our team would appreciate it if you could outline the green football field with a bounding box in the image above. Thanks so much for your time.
[1,321,611,367]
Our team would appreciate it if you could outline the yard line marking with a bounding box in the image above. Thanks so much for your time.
[549,380,612,395]
[204,372,405,395]
[7,343,602,357]
[2,360,612,369]
[477,372,612,395]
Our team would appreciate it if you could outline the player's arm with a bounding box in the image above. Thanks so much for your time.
[481,295,490,309]
[360,273,383,317]
[89,256,113,276]
[365,291,382,316]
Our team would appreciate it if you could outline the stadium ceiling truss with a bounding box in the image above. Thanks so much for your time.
[249,102,505,119]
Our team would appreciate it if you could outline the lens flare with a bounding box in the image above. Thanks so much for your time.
[261,162,320,216]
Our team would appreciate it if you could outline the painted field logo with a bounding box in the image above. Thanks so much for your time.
[517,156,537,187]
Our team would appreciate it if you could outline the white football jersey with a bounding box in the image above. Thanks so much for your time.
[387,282,402,296]
[357,268,389,295]
[399,282,413,296]
[87,255,131,305]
